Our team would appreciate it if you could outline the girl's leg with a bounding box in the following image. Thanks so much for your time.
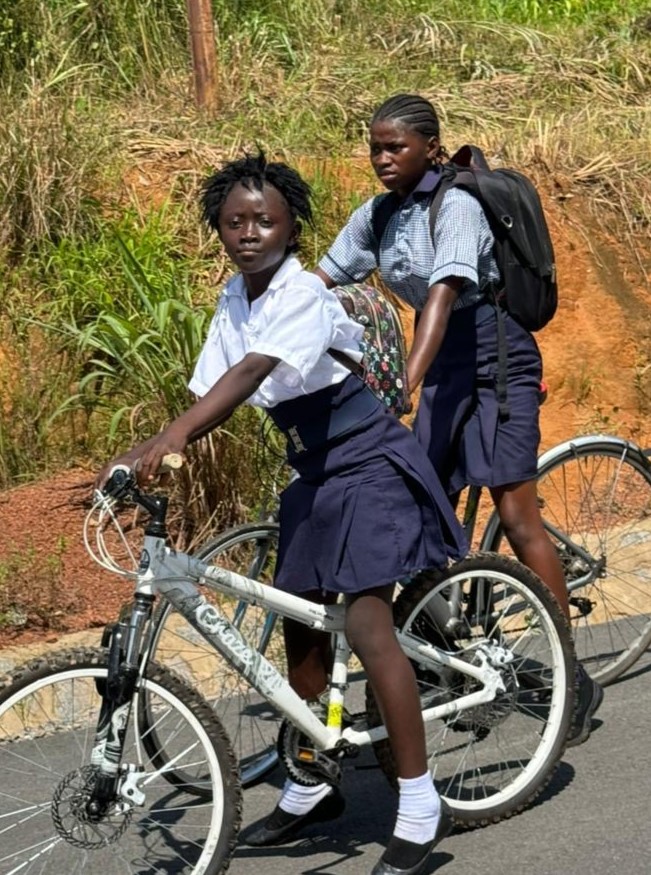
[344,585,427,777]
[244,589,343,847]
[489,479,569,616]
[346,586,451,874]
[283,589,337,699]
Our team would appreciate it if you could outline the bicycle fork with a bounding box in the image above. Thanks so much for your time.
[86,593,154,816]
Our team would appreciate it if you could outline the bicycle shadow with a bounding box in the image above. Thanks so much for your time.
[608,655,651,686]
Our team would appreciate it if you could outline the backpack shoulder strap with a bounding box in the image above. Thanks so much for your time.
[371,192,400,249]
[327,346,365,378]
[427,166,478,238]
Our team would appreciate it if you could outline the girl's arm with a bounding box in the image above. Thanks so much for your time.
[97,352,279,487]
[406,277,462,394]
[408,189,490,394]
[314,266,337,288]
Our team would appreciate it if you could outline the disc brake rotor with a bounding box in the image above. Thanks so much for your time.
[51,765,132,848]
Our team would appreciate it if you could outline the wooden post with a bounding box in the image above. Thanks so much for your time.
[186,0,219,113]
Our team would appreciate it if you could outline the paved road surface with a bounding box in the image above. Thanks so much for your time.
[230,652,651,875]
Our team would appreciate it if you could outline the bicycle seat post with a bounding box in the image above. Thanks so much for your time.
[326,630,351,734]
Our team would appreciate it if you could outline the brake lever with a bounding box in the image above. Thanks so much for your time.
[101,464,137,501]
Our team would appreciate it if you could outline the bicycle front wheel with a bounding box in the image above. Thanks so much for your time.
[482,437,651,685]
[367,554,574,828]
[148,522,284,787]
[0,647,241,875]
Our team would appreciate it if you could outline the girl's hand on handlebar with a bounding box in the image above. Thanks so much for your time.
[134,427,188,487]
[94,426,188,494]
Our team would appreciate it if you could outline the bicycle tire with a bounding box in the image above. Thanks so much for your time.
[0,646,241,875]
[481,436,651,686]
[146,522,284,788]
[366,554,574,828]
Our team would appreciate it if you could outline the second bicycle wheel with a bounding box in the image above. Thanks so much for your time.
[366,554,574,828]
[147,522,285,787]
[482,438,651,685]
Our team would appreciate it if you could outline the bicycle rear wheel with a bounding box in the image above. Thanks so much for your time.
[482,437,651,685]
[0,647,241,875]
[367,554,574,828]
[147,522,284,787]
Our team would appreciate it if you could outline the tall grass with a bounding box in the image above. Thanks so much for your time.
[1,0,650,530]
[0,0,188,90]
[21,207,278,542]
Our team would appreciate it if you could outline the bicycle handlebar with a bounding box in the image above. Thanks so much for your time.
[102,453,185,499]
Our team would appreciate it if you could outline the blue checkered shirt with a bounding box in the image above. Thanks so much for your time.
[318,170,500,311]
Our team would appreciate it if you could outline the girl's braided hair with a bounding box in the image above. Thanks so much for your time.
[371,93,448,163]
[371,93,441,139]
[201,151,314,252]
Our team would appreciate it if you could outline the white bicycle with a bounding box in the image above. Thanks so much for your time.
[0,458,574,874]
[150,433,651,787]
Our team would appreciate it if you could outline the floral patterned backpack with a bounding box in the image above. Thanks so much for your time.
[328,283,410,416]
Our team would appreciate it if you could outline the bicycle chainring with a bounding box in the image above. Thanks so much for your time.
[277,718,326,787]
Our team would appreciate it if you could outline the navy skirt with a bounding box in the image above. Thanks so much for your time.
[269,376,467,595]
[413,302,542,494]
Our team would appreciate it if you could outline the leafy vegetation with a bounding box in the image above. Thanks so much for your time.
[0,0,650,535]
[0,537,74,631]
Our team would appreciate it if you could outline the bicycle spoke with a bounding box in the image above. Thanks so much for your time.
[0,651,241,874]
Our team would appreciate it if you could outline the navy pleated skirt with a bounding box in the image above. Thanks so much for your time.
[269,376,467,595]
[413,301,542,494]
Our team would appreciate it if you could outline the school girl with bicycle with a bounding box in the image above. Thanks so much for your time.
[97,152,468,875]
[314,92,603,747]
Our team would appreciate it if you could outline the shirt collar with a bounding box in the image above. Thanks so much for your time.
[409,167,442,201]
[222,254,302,299]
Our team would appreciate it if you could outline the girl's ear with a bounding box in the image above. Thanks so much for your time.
[426,136,440,162]
[288,220,301,252]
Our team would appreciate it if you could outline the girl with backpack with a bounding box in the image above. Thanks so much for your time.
[96,152,466,875]
[314,92,602,747]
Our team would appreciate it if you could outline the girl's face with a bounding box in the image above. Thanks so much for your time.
[369,119,439,198]
[218,182,298,297]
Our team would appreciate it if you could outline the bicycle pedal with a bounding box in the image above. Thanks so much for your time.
[292,748,342,785]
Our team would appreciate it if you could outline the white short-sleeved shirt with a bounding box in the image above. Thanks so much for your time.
[189,255,364,408]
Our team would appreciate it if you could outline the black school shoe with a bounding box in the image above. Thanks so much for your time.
[241,788,345,847]
[370,800,454,875]
[566,663,604,747]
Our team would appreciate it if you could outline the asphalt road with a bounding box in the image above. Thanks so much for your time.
[230,652,651,875]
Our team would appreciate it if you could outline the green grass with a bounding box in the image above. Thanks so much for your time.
[0,0,650,533]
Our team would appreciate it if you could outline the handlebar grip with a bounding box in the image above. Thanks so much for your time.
[160,453,184,472]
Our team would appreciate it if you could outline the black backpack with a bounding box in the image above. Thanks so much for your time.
[372,144,557,332]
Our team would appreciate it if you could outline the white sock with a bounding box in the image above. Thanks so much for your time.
[394,773,441,844]
[278,779,332,816]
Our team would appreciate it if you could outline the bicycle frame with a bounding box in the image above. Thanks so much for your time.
[138,531,508,755]
[70,468,575,837]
